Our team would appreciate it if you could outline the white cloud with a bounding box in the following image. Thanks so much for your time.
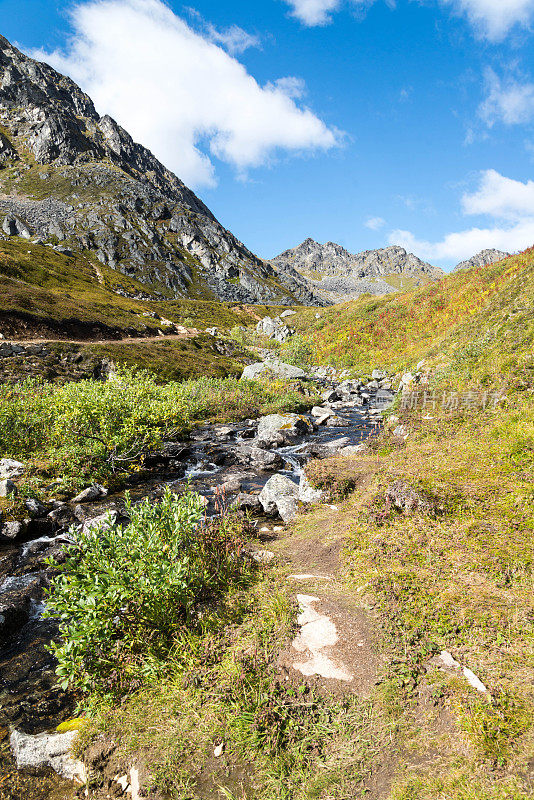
[284,0,534,38]
[479,68,534,126]
[443,0,534,41]
[285,0,342,26]
[32,0,339,188]
[365,216,386,230]
[461,169,534,220]
[207,24,261,55]
[388,170,534,264]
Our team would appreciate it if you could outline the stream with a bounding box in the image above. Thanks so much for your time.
[0,371,394,798]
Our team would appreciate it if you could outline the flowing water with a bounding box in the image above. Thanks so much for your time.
[0,379,391,797]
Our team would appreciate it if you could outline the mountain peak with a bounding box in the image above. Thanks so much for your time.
[0,34,324,306]
[454,249,510,272]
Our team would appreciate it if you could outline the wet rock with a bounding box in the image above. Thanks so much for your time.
[47,504,75,528]
[72,483,108,503]
[0,574,45,640]
[0,458,25,479]
[0,479,17,497]
[219,477,243,493]
[236,445,284,471]
[0,520,26,542]
[321,389,340,403]
[325,416,351,427]
[234,493,261,511]
[24,498,48,517]
[366,380,379,390]
[259,474,299,523]
[257,414,313,448]
[10,729,86,782]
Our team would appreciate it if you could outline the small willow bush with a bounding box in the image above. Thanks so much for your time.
[45,488,253,697]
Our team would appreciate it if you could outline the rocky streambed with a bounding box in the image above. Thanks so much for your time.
[0,366,396,796]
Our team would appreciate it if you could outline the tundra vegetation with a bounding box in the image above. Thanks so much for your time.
[11,249,534,798]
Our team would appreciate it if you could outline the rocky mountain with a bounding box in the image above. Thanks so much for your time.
[454,249,510,272]
[0,35,323,306]
[270,238,443,301]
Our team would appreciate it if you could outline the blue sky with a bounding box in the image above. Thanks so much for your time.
[3,0,534,269]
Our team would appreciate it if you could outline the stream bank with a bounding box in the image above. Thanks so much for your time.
[1,364,396,797]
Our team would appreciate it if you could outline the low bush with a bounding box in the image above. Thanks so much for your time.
[45,487,253,697]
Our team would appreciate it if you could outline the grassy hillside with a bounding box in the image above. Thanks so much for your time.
[286,248,533,388]
[0,238,293,337]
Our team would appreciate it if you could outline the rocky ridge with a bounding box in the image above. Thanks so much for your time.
[454,249,510,272]
[0,35,323,307]
[270,238,443,300]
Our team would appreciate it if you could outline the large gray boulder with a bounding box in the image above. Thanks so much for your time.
[257,414,313,448]
[10,729,86,782]
[0,458,24,479]
[241,360,308,381]
[256,316,294,343]
[259,474,300,522]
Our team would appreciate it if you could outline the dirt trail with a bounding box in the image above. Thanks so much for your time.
[260,502,383,700]
[3,332,197,346]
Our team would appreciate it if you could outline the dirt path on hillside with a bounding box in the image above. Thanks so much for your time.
[257,495,384,701]
[2,332,198,346]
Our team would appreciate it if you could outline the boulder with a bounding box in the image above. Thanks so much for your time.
[298,474,323,504]
[259,474,300,523]
[82,510,118,533]
[280,309,296,318]
[372,369,386,380]
[24,498,48,517]
[256,316,293,343]
[236,445,284,471]
[234,493,262,511]
[2,213,31,238]
[0,458,24,479]
[241,360,307,381]
[321,389,340,403]
[72,483,108,503]
[0,479,17,497]
[257,414,313,448]
[0,520,26,542]
[10,729,86,782]
[325,416,351,427]
[219,477,243,493]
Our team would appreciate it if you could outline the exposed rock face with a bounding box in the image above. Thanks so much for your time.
[270,238,443,300]
[0,35,324,306]
[454,249,510,272]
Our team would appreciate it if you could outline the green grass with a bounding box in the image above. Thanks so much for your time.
[286,248,534,388]
[288,396,534,796]
[0,238,294,337]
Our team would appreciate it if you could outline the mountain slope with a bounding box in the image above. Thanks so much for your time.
[0,34,323,307]
[454,248,510,271]
[285,246,534,386]
[270,238,443,301]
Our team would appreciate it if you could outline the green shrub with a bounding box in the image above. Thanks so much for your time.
[45,488,253,697]
[0,368,314,492]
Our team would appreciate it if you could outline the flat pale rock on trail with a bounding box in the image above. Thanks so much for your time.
[264,516,382,698]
